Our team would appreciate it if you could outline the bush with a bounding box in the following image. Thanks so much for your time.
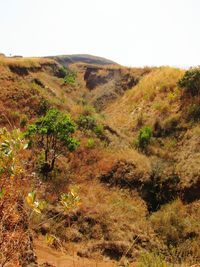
[86,138,95,149]
[77,115,97,131]
[77,114,105,139]
[178,67,200,96]
[94,124,104,138]
[82,105,96,116]
[137,126,152,150]
[58,66,67,78]
[63,70,76,85]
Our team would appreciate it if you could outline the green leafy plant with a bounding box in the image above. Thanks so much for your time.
[60,185,81,211]
[178,67,200,96]
[0,128,26,180]
[86,138,95,149]
[25,109,79,179]
[58,66,67,78]
[94,124,104,138]
[77,115,97,131]
[137,126,152,150]
[77,114,105,138]
[26,191,47,214]
[45,234,56,246]
[63,69,76,85]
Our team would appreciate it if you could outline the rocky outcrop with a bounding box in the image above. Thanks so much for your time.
[83,66,139,110]
[99,159,181,211]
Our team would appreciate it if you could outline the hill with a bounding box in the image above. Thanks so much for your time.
[47,54,118,67]
[0,55,200,266]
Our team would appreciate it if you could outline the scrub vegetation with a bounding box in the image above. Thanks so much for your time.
[0,56,200,266]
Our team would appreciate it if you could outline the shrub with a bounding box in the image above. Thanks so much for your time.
[77,114,105,139]
[77,115,97,131]
[178,67,200,96]
[86,138,95,149]
[58,66,67,78]
[25,109,79,179]
[82,105,96,116]
[137,126,152,150]
[63,69,76,85]
[94,124,104,138]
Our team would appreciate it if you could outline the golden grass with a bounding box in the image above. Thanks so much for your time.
[1,57,200,265]
[0,56,55,68]
[103,67,185,134]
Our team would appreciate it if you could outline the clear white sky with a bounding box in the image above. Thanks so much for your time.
[0,0,199,67]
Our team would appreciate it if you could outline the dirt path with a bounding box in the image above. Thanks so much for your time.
[34,238,119,267]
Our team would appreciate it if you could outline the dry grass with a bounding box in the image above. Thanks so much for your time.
[150,199,200,265]
[103,67,184,134]
[1,57,200,265]
[0,56,55,68]
[0,57,85,128]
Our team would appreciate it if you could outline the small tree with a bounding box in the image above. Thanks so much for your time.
[25,109,79,179]
[178,67,200,96]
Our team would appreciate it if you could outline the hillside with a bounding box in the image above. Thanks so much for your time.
[47,54,118,67]
[0,56,200,267]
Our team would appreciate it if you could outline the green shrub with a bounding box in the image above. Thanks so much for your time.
[178,67,200,96]
[86,138,95,149]
[77,115,105,138]
[63,70,76,85]
[58,66,67,78]
[94,124,104,137]
[137,126,152,150]
[77,115,97,131]
[82,105,96,116]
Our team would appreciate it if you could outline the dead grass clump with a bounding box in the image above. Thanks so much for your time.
[150,199,200,264]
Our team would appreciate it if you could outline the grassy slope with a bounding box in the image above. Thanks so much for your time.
[103,67,200,188]
[1,57,200,265]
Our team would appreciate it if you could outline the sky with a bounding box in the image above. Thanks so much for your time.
[0,0,199,67]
